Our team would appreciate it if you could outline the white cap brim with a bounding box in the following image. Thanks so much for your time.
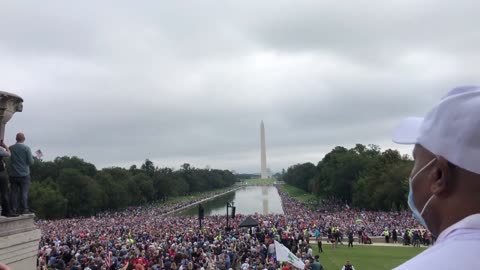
[392,117,423,144]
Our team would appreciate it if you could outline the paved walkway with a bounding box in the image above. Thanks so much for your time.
[311,240,428,248]
[369,243,427,248]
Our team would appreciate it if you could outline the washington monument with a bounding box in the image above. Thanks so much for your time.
[260,120,268,179]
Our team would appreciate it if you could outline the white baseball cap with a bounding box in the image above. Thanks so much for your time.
[393,86,480,174]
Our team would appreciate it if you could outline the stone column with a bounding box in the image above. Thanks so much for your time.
[0,91,40,270]
[0,91,24,140]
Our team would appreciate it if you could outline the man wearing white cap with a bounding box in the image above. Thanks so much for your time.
[392,86,480,269]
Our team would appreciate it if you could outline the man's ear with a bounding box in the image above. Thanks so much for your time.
[430,156,453,197]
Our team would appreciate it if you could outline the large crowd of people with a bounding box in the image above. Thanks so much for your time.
[278,189,420,238]
[35,184,426,270]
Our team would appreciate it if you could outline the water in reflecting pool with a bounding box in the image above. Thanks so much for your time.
[174,186,284,216]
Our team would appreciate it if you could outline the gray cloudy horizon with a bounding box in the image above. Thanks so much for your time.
[1,1,479,173]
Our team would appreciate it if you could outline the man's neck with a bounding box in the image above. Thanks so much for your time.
[437,199,480,237]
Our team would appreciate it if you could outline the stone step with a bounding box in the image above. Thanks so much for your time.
[0,215,41,270]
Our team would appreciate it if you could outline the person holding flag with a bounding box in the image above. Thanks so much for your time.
[274,240,305,270]
[105,251,112,269]
[35,149,43,159]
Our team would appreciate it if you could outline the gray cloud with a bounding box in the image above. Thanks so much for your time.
[1,1,479,173]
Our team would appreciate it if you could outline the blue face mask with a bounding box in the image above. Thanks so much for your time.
[408,158,436,230]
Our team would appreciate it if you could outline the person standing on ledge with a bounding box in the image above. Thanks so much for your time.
[9,132,34,215]
[0,140,17,217]
[392,86,480,269]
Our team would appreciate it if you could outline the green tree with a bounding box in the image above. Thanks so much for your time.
[283,144,413,210]
[28,156,238,219]
[283,163,317,192]
[29,182,67,219]
[141,159,156,177]
[315,147,369,203]
[95,171,130,210]
[133,173,155,203]
[56,168,103,217]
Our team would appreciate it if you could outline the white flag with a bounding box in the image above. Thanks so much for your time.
[274,240,305,269]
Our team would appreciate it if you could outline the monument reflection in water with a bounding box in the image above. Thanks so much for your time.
[174,186,284,216]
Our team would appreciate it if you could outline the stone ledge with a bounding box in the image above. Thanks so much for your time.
[0,215,40,269]
[0,228,40,249]
[0,230,39,256]
[0,214,37,237]
[0,244,37,264]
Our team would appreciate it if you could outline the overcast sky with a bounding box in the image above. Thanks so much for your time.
[0,1,478,173]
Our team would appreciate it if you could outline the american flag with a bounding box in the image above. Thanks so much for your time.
[105,251,112,268]
[35,149,43,159]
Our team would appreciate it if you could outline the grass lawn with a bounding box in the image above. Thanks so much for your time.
[280,184,424,269]
[312,244,424,270]
[278,184,318,203]
[243,178,276,185]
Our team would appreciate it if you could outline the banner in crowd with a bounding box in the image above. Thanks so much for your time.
[274,240,305,269]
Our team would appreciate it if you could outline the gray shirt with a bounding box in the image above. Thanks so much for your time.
[9,142,33,177]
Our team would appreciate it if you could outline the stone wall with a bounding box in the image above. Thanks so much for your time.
[0,215,40,270]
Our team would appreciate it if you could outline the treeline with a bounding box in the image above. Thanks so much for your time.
[236,173,261,180]
[280,144,413,211]
[29,157,237,219]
